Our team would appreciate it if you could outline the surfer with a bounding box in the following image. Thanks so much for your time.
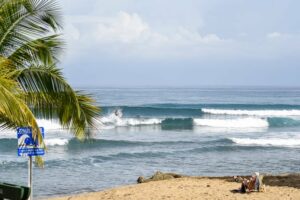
[114,109,123,118]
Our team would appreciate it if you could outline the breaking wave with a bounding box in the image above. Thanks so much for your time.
[36,119,62,130]
[99,109,300,129]
[193,118,268,128]
[202,108,300,117]
[230,137,300,147]
[45,138,69,146]
[100,111,161,127]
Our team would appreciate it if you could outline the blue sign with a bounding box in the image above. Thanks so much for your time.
[17,127,45,156]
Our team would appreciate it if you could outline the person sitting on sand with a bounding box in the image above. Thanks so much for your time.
[233,172,261,193]
[241,177,254,192]
[240,172,260,193]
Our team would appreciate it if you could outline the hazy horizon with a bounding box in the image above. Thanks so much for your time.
[73,85,300,89]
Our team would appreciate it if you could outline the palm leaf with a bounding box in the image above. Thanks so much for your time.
[17,65,100,139]
[0,0,101,167]
[0,69,43,144]
[0,0,62,56]
[8,34,64,67]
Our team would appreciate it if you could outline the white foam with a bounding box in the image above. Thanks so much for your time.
[0,120,64,139]
[230,137,300,147]
[101,117,162,127]
[100,109,123,124]
[202,109,300,117]
[44,138,69,146]
[193,118,268,128]
[36,119,62,130]
[117,118,162,126]
[100,109,162,127]
[0,130,16,138]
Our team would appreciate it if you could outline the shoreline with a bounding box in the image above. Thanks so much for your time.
[46,173,300,200]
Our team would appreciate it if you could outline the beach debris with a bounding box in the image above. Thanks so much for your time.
[137,171,184,183]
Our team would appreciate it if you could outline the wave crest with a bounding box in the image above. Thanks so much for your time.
[193,118,268,128]
[230,137,300,147]
[100,109,162,127]
[202,109,300,116]
[45,139,69,146]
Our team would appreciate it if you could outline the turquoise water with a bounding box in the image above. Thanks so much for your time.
[1,87,300,198]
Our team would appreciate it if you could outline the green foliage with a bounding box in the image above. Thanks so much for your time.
[0,0,100,166]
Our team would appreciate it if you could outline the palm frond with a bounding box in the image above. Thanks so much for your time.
[0,71,42,143]
[17,65,100,139]
[63,91,101,139]
[0,0,101,167]
[0,0,62,56]
[8,34,64,67]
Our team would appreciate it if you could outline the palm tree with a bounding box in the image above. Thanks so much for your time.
[0,0,100,164]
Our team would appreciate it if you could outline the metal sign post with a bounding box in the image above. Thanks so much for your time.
[17,127,45,200]
[28,156,33,200]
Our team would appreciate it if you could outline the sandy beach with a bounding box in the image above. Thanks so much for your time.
[48,176,300,200]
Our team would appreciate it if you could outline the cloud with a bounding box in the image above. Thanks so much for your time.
[63,11,300,63]
[59,1,300,87]
[65,12,226,46]
[62,11,230,61]
[95,12,151,43]
[64,23,80,40]
[266,32,297,40]
[267,32,282,39]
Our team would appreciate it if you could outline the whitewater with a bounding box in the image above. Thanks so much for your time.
[1,87,300,198]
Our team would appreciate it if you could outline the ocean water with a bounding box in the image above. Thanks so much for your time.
[1,87,300,198]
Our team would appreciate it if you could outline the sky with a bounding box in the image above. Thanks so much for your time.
[59,0,300,87]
